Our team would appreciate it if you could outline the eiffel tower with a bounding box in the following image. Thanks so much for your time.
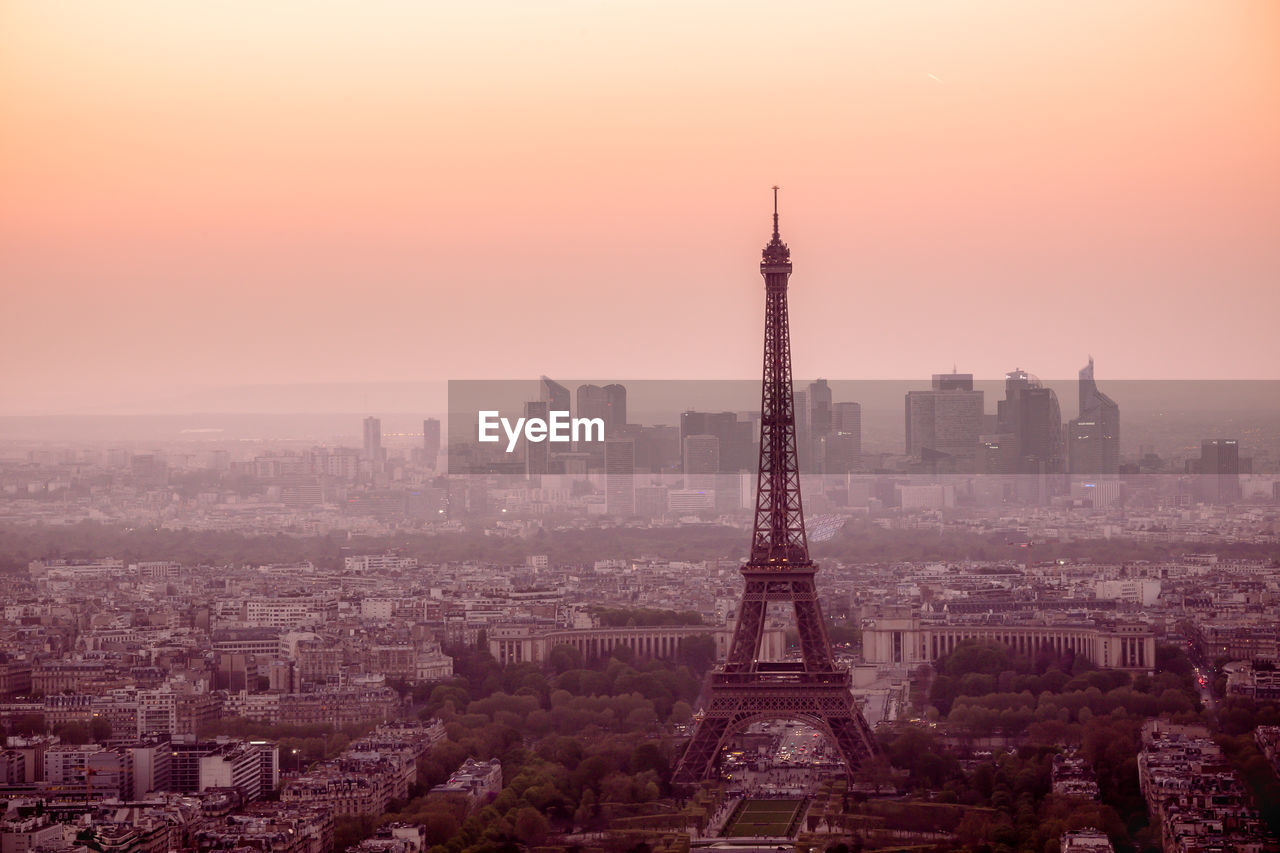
[671,189,878,786]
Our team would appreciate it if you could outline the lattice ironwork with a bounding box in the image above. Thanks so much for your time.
[672,190,878,787]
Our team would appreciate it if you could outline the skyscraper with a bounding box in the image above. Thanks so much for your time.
[1198,438,1240,503]
[832,402,860,436]
[680,411,752,473]
[604,438,635,516]
[997,369,1064,474]
[575,383,627,436]
[1068,357,1120,476]
[362,416,383,473]
[682,434,720,491]
[904,372,983,470]
[539,376,570,412]
[605,384,626,430]
[630,423,681,474]
[808,379,833,474]
[576,384,606,421]
[808,378,832,438]
[825,401,863,473]
[422,418,441,469]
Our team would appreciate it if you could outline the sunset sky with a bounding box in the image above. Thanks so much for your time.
[3,1,1278,415]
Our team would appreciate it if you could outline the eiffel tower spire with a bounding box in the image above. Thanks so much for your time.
[672,189,878,787]
[752,186,807,567]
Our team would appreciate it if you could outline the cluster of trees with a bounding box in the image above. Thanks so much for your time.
[874,640,1213,851]
[1217,695,1280,736]
[593,608,704,628]
[199,719,377,766]
[10,519,1271,577]
[428,637,711,720]
[423,649,703,737]
[946,681,1196,741]
[0,520,351,572]
[2,714,47,738]
[1217,732,1280,837]
[386,734,670,849]
[813,518,1278,564]
[875,638,1280,851]
[877,722,1155,852]
[36,718,114,745]
[928,641,1200,725]
[359,639,715,853]
[0,521,749,575]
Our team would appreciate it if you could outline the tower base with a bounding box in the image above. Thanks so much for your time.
[671,668,878,786]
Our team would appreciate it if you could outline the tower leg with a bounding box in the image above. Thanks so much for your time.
[672,715,729,786]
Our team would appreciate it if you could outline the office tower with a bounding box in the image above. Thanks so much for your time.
[833,402,862,451]
[130,454,168,487]
[1199,439,1240,503]
[713,471,744,512]
[539,376,570,412]
[604,383,627,432]
[808,379,832,474]
[604,439,635,516]
[630,424,681,474]
[825,401,862,473]
[933,372,972,391]
[673,189,876,786]
[576,385,608,464]
[422,418,441,469]
[682,434,720,491]
[575,383,627,436]
[362,417,384,472]
[997,369,1064,474]
[523,401,549,477]
[1068,357,1120,475]
[977,434,1018,476]
[680,411,753,473]
[576,384,607,422]
[632,485,667,518]
[1070,478,1121,509]
[904,372,984,470]
[680,411,732,444]
[808,379,832,438]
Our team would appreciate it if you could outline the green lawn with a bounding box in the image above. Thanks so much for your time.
[722,798,805,837]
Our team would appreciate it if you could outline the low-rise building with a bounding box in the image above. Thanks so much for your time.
[1051,750,1099,800]
[1060,829,1114,852]
[1138,721,1273,852]
[428,758,501,810]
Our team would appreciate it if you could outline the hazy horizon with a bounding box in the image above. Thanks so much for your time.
[2,379,1276,451]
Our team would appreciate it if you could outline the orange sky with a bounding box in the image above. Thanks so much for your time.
[2,0,1278,414]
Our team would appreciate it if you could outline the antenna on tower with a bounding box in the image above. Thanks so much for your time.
[771,186,780,238]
